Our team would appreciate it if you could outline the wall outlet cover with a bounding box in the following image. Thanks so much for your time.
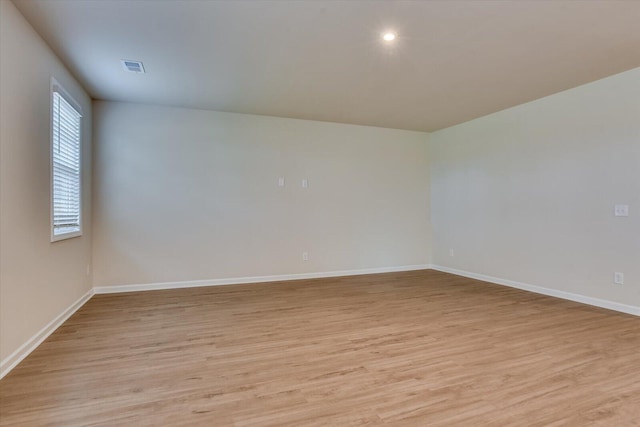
[614,272,624,285]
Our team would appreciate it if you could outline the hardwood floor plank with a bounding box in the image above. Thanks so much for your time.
[1,270,639,425]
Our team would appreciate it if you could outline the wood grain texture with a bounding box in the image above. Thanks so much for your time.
[1,270,639,426]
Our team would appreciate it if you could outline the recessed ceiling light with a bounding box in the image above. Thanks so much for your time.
[382,32,396,42]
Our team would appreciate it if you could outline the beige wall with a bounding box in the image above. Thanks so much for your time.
[92,101,431,287]
[430,68,640,307]
[0,0,93,363]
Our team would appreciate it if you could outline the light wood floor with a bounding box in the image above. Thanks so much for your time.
[1,270,639,426]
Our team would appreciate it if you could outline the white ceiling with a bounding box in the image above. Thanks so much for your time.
[13,0,640,132]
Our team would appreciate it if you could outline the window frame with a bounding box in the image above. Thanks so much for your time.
[50,78,83,242]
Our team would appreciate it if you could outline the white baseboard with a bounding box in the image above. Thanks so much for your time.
[0,288,94,380]
[431,265,640,317]
[93,264,433,294]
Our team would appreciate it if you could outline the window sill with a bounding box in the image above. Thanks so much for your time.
[51,230,83,242]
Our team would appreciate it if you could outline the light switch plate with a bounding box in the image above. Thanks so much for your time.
[614,204,629,217]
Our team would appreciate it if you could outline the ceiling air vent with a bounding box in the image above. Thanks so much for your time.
[121,59,145,73]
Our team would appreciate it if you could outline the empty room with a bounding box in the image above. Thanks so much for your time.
[1,0,639,425]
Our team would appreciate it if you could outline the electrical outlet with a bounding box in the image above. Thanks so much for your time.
[302,179,309,188]
[278,177,285,187]
[449,249,454,257]
[302,252,309,261]
[614,272,624,285]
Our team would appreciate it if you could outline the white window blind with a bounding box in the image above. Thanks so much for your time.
[52,88,82,239]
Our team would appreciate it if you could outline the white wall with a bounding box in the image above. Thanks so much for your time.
[92,102,431,287]
[0,1,93,365]
[430,68,640,308]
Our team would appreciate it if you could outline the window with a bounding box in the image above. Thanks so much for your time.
[51,81,82,241]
